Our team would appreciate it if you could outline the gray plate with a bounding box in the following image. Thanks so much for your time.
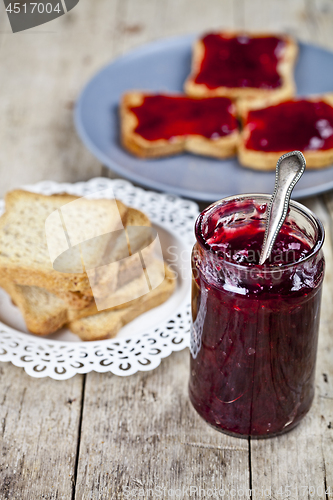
[75,34,333,201]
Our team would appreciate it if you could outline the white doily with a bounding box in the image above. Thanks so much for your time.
[0,178,198,379]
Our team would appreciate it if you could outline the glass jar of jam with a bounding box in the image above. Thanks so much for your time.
[189,194,325,438]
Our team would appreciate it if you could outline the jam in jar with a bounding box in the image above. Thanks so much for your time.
[189,194,325,437]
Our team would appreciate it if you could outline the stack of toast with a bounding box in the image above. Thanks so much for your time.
[0,190,175,341]
[120,31,333,170]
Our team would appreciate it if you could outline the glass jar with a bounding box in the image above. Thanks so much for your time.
[189,194,325,438]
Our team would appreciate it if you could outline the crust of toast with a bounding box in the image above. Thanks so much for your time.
[0,262,175,338]
[184,31,298,105]
[238,93,333,170]
[120,91,239,159]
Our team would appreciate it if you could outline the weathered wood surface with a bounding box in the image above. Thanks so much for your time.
[75,352,250,500]
[0,0,333,499]
[0,363,84,500]
[248,197,333,500]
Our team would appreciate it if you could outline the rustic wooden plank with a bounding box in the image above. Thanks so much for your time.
[240,0,323,48]
[159,0,234,37]
[249,197,333,500]
[0,4,126,495]
[0,0,127,198]
[74,350,250,500]
[240,0,333,50]
[242,0,307,37]
[315,196,333,500]
[301,0,333,49]
[110,0,163,57]
[0,363,84,500]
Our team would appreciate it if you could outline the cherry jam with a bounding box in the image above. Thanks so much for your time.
[130,95,238,141]
[245,99,333,152]
[189,195,325,437]
[194,33,285,89]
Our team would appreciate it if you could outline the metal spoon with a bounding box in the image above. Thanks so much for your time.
[259,151,306,266]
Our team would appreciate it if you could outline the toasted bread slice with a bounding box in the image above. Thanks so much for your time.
[34,204,153,310]
[0,261,174,337]
[238,93,333,170]
[83,205,153,304]
[68,263,175,341]
[0,190,153,309]
[184,32,297,105]
[1,280,76,336]
[120,91,239,159]
[0,190,127,295]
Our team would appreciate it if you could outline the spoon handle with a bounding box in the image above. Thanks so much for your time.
[259,151,306,265]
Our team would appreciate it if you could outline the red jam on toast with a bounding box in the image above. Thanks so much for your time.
[245,99,333,152]
[194,34,285,89]
[129,95,238,141]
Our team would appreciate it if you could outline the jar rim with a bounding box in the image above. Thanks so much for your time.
[195,193,325,271]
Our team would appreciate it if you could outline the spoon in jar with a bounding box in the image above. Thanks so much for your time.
[259,150,306,266]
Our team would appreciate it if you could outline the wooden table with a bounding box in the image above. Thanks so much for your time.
[0,1,333,498]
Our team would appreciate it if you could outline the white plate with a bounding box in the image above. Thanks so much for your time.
[0,178,198,379]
